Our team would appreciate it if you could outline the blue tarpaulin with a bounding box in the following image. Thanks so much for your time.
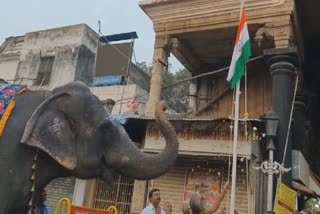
[111,114,140,125]
[93,76,122,86]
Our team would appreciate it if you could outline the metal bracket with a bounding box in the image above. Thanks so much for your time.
[253,160,291,175]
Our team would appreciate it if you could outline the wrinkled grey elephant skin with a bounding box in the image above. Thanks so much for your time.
[0,81,179,214]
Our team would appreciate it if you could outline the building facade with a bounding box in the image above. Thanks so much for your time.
[137,0,320,213]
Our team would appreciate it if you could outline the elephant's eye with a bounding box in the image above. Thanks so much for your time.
[98,119,113,131]
[67,117,76,131]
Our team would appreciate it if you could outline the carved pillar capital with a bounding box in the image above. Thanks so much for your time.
[154,34,173,53]
[265,47,298,78]
[254,15,294,50]
[268,55,297,74]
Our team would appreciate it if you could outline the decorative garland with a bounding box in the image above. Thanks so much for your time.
[0,81,28,136]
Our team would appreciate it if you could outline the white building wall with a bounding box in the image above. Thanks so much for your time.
[49,48,79,89]
[0,61,19,81]
[0,36,24,81]
[16,24,98,88]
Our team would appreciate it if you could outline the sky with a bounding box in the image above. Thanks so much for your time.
[0,0,182,71]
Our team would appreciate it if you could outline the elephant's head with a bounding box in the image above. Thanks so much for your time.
[21,81,179,180]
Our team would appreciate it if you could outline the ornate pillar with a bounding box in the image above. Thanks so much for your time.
[266,49,297,186]
[145,35,171,116]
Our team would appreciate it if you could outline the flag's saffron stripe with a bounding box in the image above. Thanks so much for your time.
[235,8,247,45]
[227,8,252,89]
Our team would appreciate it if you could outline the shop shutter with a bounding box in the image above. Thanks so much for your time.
[149,168,186,214]
[147,157,195,214]
[46,177,75,214]
[147,157,249,214]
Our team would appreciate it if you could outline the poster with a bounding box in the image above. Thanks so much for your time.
[184,169,223,204]
[274,181,297,214]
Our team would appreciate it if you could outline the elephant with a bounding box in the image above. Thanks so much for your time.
[0,81,179,214]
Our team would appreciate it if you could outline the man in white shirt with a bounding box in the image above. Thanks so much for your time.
[142,189,166,214]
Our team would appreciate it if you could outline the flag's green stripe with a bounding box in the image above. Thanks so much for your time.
[230,40,252,89]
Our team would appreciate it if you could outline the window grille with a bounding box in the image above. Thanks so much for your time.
[35,56,54,85]
[94,175,134,214]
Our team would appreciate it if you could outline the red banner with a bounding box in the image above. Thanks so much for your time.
[71,206,110,214]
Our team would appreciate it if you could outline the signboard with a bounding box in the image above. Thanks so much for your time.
[144,122,251,156]
[184,169,223,204]
[95,42,132,77]
[71,206,111,214]
[274,182,297,214]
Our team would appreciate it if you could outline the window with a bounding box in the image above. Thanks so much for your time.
[35,56,54,85]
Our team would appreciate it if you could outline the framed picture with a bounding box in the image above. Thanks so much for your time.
[184,168,223,204]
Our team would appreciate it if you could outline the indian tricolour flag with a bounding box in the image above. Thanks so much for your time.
[227,7,252,89]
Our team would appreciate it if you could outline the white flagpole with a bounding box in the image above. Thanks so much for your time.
[229,82,241,214]
[229,1,245,214]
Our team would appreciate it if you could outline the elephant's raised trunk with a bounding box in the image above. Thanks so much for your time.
[105,101,179,180]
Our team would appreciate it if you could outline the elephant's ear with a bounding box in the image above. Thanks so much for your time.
[21,92,77,170]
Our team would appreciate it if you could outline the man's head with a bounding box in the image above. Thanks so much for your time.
[164,201,172,214]
[148,189,161,206]
[102,99,115,114]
